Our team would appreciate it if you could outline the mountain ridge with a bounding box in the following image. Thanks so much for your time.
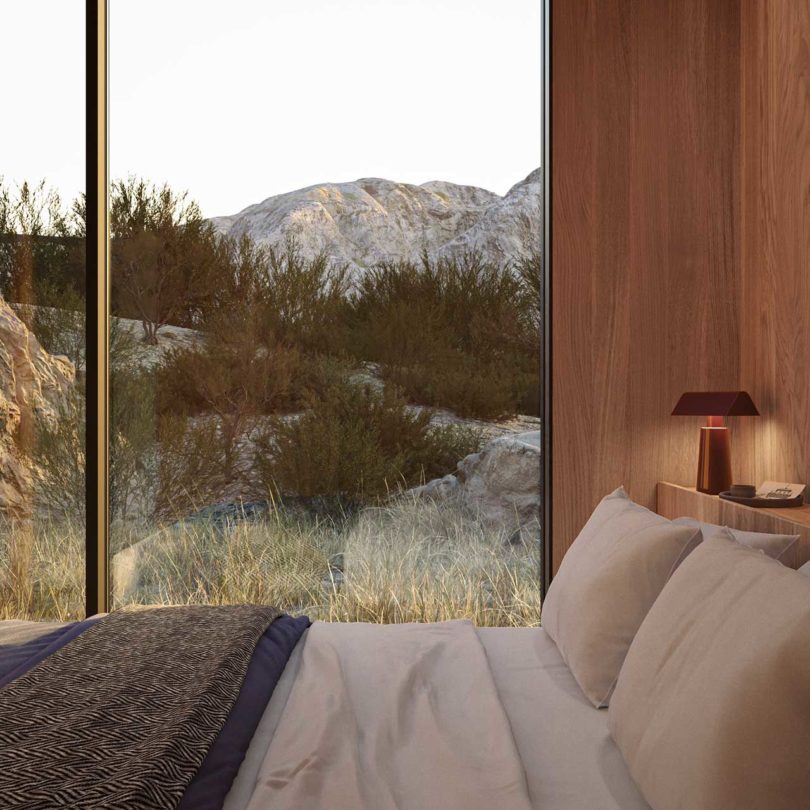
[210,169,541,272]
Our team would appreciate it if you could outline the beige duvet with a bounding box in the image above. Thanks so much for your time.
[240,620,533,810]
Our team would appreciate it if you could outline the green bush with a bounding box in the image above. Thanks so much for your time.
[383,353,537,421]
[258,241,353,354]
[31,388,86,521]
[154,415,226,522]
[253,380,482,502]
[27,282,86,370]
[110,369,158,523]
[347,252,540,419]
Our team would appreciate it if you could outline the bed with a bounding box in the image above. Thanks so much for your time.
[0,613,648,810]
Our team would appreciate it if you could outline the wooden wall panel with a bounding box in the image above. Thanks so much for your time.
[551,0,742,570]
[737,2,810,495]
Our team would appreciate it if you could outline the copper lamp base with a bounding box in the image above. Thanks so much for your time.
[696,426,732,495]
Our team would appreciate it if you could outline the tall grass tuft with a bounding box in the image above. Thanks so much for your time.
[0,518,85,621]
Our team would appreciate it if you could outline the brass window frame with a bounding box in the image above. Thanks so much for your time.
[85,0,108,616]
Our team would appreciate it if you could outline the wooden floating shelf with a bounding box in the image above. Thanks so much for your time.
[657,482,810,569]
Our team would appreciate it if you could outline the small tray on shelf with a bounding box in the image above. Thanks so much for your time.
[718,491,805,508]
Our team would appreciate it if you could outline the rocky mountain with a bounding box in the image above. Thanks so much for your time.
[211,169,541,273]
[0,295,74,515]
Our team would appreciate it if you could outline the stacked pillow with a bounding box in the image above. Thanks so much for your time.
[608,532,810,810]
[544,487,810,809]
[671,515,798,562]
[541,487,702,707]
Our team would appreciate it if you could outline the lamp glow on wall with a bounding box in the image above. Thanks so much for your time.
[671,391,759,495]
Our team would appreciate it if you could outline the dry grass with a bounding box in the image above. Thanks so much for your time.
[2,496,541,627]
[0,518,85,622]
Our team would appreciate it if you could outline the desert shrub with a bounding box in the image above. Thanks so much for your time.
[154,415,226,522]
[516,251,543,322]
[200,236,352,356]
[28,294,86,370]
[31,388,86,521]
[108,322,161,521]
[0,179,83,307]
[348,252,540,419]
[258,241,353,354]
[384,354,526,421]
[253,380,482,502]
[156,341,303,418]
[110,368,157,522]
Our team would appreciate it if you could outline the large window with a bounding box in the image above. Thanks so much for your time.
[108,0,543,625]
[0,1,86,620]
[1,1,543,624]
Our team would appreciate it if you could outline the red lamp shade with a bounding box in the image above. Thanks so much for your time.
[671,391,759,495]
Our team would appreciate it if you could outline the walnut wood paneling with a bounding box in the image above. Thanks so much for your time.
[737,2,810,500]
[657,482,810,568]
[551,0,741,571]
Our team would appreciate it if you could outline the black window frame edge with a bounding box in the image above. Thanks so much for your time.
[541,0,553,599]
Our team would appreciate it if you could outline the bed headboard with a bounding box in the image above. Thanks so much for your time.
[656,482,810,569]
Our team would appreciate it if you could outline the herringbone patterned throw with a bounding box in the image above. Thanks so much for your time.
[0,604,281,809]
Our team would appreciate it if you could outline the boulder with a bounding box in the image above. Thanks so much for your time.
[0,296,74,515]
[414,430,541,540]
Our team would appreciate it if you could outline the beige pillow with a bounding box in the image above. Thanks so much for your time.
[798,559,810,576]
[541,487,701,707]
[672,516,798,562]
[609,532,810,810]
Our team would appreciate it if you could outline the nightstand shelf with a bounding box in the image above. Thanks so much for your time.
[657,482,810,568]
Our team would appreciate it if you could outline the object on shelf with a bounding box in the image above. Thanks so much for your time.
[671,391,759,495]
[719,481,806,508]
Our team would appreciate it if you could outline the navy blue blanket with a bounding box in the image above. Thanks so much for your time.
[179,614,309,809]
[0,610,308,809]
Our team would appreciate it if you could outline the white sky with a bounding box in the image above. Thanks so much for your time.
[2,1,86,206]
[3,0,542,218]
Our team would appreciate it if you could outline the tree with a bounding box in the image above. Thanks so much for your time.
[156,235,302,500]
[110,178,218,344]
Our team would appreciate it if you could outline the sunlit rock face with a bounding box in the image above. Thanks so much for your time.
[433,169,542,266]
[0,296,74,515]
[413,430,541,542]
[211,169,541,274]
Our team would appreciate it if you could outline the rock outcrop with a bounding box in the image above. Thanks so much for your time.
[413,430,541,541]
[211,169,541,274]
[433,169,542,265]
[0,296,74,515]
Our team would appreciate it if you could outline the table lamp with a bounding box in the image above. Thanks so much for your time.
[671,391,759,495]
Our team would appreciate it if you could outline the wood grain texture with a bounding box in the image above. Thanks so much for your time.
[551,0,741,571]
[737,2,810,499]
[657,482,810,568]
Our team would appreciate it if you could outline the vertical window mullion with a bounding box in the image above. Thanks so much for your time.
[85,0,109,616]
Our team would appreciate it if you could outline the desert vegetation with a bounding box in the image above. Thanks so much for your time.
[1,495,540,626]
[0,177,541,624]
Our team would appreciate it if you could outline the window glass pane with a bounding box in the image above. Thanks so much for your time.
[110,0,542,624]
[0,1,86,620]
